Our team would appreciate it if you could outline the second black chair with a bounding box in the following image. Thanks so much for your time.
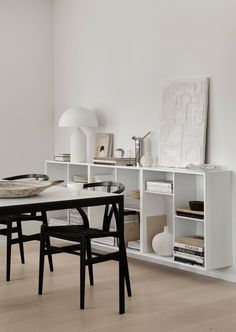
[0,174,53,281]
[38,181,132,313]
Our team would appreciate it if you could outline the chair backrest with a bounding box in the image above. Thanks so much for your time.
[3,174,49,181]
[83,181,125,194]
[83,181,125,231]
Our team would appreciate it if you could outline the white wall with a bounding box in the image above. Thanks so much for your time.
[0,0,54,177]
[53,0,236,281]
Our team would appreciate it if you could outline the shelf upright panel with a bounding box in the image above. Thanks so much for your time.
[89,164,116,229]
[139,169,144,254]
[116,166,141,253]
[45,160,68,186]
[45,160,69,224]
[205,170,232,270]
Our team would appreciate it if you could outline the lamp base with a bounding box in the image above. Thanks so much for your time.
[70,128,86,163]
[81,127,96,162]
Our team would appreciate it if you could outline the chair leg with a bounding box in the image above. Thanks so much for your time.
[121,238,132,297]
[86,239,94,286]
[38,227,46,295]
[16,221,25,264]
[6,221,12,281]
[119,239,125,314]
[41,212,53,272]
[80,236,86,309]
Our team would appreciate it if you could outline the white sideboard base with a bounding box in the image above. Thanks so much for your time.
[45,161,232,279]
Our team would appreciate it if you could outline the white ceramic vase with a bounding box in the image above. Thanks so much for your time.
[141,138,153,167]
[152,226,173,257]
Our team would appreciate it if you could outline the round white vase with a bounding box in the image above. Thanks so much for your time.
[152,226,173,257]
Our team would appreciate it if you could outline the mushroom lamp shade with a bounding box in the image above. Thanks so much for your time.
[59,107,98,163]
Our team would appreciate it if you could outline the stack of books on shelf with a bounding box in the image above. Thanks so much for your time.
[174,236,204,267]
[54,153,70,162]
[93,157,136,166]
[176,208,204,220]
[146,180,173,194]
[72,174,87,183]
[69,208,88,225]
[127,239,140,251]
[124,195,140,210]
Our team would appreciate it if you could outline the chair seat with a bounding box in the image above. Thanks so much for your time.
[45,225,118,242]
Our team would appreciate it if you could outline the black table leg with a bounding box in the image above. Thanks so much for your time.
[6,220,12,281]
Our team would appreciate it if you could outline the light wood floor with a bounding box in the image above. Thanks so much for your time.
[1,243,236,332]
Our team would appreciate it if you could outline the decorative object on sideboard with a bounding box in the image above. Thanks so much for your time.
[132,131,151,166]
[95,133,113,159]
[189,200,204,211]
[146,215,167,252]
[158,77,209,168]
[58,106,98,163]
[152,226,173,257]
[140,136,153,167]
[186,164,220,170]
[114,148,125,158]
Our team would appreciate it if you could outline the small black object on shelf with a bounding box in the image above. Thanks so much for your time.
[189,200,204,212]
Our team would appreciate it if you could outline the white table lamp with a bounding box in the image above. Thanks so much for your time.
[59,107,98,163]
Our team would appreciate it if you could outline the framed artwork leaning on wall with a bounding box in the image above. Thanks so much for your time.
[95,133,113,158]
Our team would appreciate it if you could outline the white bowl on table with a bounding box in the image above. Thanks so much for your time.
[67,182,84,195]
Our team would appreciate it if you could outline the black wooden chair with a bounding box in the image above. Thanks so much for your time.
[0,174,53,281]
[38,181,132,313]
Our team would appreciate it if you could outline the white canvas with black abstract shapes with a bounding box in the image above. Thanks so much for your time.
[158,77,209,167]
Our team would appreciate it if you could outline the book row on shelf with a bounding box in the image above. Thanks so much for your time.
[174,236,204,267]
[53,154,137,166]
[146,180,173,194]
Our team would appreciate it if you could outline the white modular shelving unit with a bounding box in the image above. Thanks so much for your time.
[45,161,232,274]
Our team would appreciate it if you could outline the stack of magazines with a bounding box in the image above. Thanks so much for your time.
[72,174,87,183]
[54,153,70,162]
[93,157,136,166]
[127,239,140,251]
[124,195,140,210]
[174,236,204,267]
[146,180,173,194]
[69,208,88,225]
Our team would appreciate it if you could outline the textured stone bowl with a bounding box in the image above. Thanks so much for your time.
[0,180,63,198]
